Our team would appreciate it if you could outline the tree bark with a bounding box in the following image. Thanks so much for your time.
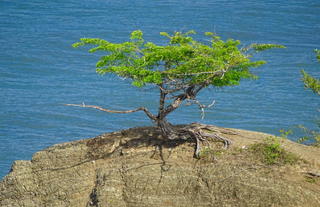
[156,119,180,140]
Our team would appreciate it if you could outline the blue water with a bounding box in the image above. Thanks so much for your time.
[1,0,319,179]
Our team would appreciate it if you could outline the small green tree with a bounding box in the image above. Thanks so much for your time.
[68,30,284,156]
[301,49,320,95]
[298,49,320,146]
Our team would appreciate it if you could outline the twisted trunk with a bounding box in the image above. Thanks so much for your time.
[156,119,181,140]
[155,84,231,157]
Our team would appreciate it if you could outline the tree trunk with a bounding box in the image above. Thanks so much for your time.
[155,85,231,157]
[157,118,180,140]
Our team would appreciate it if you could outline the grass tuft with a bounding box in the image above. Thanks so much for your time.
[249,136,299,165]
[198,147,224,162]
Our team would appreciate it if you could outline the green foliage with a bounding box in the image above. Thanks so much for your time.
[198,147,224,162]
[301,49,320,95]
[296,124,320,147]
[315,49,320,61]
[301,70,320,95]
[297,49,320,147]
[279,129,292,138]
[305,176,317,183]
[198,147,215,160]
[73,30,284,88]
[249,137,299,165]
[250,43,286,52]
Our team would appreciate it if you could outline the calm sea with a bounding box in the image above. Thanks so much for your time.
[0,0,319,179]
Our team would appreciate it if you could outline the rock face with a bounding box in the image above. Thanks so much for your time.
[1,125,320,207]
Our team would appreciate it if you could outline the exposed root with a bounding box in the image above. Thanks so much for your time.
[65,103,233,158]
[176,123,233,158]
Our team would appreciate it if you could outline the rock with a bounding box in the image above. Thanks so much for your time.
[1,125,320,207]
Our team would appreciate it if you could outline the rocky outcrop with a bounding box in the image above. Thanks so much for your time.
[1,125,320,207]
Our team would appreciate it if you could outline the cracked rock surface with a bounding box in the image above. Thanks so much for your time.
[1,125,320,207]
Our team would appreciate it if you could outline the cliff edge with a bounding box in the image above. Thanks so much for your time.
[1,124,320,207]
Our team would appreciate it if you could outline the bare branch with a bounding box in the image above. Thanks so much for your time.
[65,103,157,121]
[162,94,186,116]
[164,69,227,77]
[186,98,216,119]
[158,85,185,94]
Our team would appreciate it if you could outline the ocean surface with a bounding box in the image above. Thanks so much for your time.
[0,0,319,179]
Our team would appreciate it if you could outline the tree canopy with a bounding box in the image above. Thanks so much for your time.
[73,30,284,89]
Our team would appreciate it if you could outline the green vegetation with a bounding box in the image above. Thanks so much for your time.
[249,136,299,165]
[297,125,320,147]
[298,49,320,146]
[305,176,317,183]
[279,129,293,139]
[71,30,284,156]
[301,70,320,95]
[198,147,224,161]
[301,49,320,95]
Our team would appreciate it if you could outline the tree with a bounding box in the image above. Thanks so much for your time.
[298,49,320,146]
[68,30,284,157]
[301,49,320,95]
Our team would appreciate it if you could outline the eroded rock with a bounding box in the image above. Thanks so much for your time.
[1,125,320,207]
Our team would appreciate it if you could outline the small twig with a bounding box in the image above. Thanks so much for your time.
[158,85,186,94]
[305,172,320,177]
[207,100,215,108]
[185,99,215,119]
[164,69,225,77]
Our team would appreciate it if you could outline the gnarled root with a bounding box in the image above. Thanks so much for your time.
[161,123,233,158]
[181,123,232,158]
